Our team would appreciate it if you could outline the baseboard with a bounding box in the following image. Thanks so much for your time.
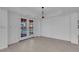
[0,45,8,50]
[71,40,78,44]
[8,40,19,45]
[8,35,78,46]
[40,35,79,44]
[41,35,70,41]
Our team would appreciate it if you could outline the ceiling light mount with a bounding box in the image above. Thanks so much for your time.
[42,7,44,9]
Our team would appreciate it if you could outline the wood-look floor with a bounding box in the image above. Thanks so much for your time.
[0,37,79,52]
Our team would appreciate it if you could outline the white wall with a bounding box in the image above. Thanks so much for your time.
[8,11,40,44]
[34,18,41,36]
[41,15,70,41]
[41,13,78,44]
[8,11,21,45]
[0,8,8,49]
[0,8,41,48]
[70,13,78,44]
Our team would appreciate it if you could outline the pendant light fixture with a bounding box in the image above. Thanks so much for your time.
[42,7,44,19]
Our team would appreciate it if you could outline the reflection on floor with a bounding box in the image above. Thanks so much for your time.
[0,37,79,52]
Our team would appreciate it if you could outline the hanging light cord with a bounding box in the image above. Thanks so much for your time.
[42,7,44,19]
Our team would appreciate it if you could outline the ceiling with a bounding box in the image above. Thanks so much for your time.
[2,7,79,18]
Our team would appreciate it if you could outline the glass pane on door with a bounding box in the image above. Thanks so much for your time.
[21,18,27,37]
